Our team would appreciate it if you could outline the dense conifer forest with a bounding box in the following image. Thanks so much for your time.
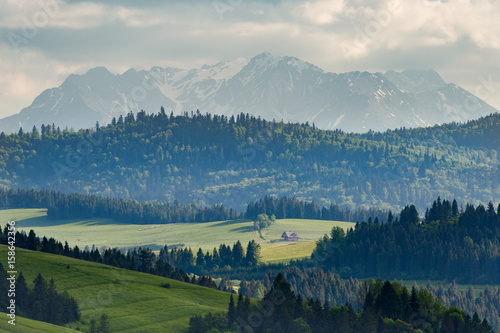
[239,268,500,331]
[1,110,500,211]
[188,274,495,333]
[313,198,500,284]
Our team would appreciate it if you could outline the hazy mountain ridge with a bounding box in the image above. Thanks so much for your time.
[0,53,497,133]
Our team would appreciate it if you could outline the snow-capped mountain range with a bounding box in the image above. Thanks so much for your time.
[1,52,497,133]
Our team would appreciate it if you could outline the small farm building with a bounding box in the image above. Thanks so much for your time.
[281,231,299,241]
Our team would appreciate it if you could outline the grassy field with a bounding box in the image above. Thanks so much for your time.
[0,209,354,257]
[0,245,232,332]
[260,241,317,263]
[0,314,79,333]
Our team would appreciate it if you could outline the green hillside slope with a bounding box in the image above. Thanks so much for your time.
[0,315,79,333]
[0,245,231,332]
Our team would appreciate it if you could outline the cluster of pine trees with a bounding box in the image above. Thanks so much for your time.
[189,274,495,333]
[313,198,500,284]
[0,265,80,325]
[246,196,389,223]
[0,188,240,224]
[160,240,262,274]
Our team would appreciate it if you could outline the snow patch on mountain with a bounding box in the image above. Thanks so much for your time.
[0,53,498,134]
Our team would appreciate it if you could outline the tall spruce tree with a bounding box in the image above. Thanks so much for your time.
[245,240,261,267]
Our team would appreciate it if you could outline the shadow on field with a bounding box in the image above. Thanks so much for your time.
[229,225,253,233]
[16,216,72,227]
[206,219,251,228]
[17,216,119,227]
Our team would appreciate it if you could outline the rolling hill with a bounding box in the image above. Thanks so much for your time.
[0,315,79,333]
[0,244,232,332]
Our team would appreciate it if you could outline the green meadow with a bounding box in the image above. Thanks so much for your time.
[0,209,354,257]
[260,241,317,263]
[0,245,232,332]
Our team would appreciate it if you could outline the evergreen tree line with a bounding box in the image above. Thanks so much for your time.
[0,264,80,325]
[188,273,495,333]
[2,109,500,213]
[313,198,500,284]
[159,240,262,275]
[0,188,240,224]
[246,196,390,223]
[0,227,225,292]
[0,188,391,225]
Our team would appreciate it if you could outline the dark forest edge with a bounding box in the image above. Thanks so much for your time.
[312,198,500,284]
[0,265,80,326]
[0,188,389,224]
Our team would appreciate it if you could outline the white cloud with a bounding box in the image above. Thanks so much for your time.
[294,0,345,25]
[1,0,500,118]
[366,0,500,50]
[0,1,170,30]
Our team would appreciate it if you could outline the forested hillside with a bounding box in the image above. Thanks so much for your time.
[313,198,500,284]
[239,267,500,331]
[1,110,500,211]
[190,274,495,333]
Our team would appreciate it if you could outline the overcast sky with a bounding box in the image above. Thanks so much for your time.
[1,0,499,118]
